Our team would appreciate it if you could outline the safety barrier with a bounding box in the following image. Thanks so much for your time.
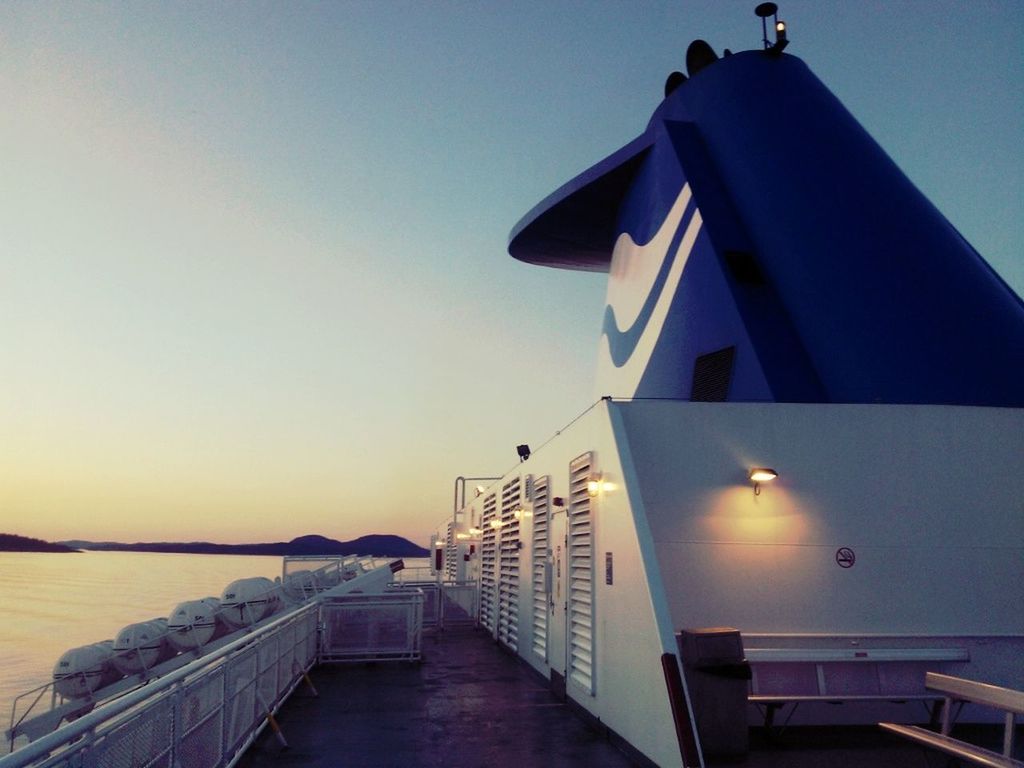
[441,580,478,626]
[0,604,319,768]
[319,591,424,662]
[386,580,478,630]
[1,559,447,768]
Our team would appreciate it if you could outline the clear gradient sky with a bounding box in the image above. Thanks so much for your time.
[2,1,1021,546]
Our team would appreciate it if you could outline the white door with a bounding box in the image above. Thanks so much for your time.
[547,508,567,681]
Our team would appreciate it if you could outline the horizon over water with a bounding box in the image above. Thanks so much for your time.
[0,550,281,752]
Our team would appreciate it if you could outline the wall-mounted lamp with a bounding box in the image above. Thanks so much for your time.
[513,506,533,520]
[516,444,531,462]
[587,474,616,497]
[749,467,778,495]
[489,519,504,530]
[467,527,483,536]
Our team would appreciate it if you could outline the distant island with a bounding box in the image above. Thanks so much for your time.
[55,533,429,558]
[0,533,80,553]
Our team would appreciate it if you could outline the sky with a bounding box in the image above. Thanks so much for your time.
[2,1,1021,546]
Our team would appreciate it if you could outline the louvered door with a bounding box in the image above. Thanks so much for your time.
[568,453,595,693]
[498,478,521,650]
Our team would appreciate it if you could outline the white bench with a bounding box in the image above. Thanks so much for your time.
[746,646,970,730]
[879,672,1024,767]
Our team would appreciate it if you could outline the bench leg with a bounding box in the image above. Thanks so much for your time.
[760,702,801,740]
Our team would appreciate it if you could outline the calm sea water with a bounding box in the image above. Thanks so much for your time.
[0,550,281,739]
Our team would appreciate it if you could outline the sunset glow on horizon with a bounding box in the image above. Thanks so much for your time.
[2,1,1021,547]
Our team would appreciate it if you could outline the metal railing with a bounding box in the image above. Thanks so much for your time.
[281,555,377,598]
[1,560,473,768]
[440,580,478,626]
[319,591,424,663]
[387,579,478,630]
[0,603,318,768]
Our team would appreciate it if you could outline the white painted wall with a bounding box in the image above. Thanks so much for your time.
[614,402,1024,689]
[451,401,1022,757]
[460,402,690,768]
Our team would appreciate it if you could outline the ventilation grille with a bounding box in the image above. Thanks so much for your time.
[724,250,766,285]
[444,521,457,581]
[480,493,498,635]
[568,453,595,694]
[531,475,550,662]
[498,478,521,651]
[691,346,736,402]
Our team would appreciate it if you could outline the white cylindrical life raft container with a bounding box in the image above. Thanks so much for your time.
[112,618,174,675]
[53,641,122,699]
[167,597,223,651]
[219,577,281,629]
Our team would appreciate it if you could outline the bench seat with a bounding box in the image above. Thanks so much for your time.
[746,647,969,729]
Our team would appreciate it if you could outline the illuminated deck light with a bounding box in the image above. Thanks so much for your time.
[749,467,779,495]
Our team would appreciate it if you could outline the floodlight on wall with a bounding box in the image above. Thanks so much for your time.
[587,473,616,497]
[513,506,533,520]
[749,467,778,495]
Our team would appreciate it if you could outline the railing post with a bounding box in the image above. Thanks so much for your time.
[169,682,182,768]
[219,654,228,765]
[1003,711,1015,758]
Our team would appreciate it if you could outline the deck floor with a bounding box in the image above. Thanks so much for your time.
[238,626,636,768]
[238,626,1018,768]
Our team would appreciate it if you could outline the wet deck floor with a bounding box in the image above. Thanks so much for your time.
[238,626,636,768]
[238,626,1019,768]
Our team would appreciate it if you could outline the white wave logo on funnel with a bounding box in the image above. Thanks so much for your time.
[596,183,703,399]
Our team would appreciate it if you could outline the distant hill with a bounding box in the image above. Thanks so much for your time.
[0,533,79,553]
[57,534,428,558]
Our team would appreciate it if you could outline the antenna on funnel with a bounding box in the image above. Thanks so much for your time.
[755,3,789,54]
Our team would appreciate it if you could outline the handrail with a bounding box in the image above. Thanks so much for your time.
[928,672,1024,717]
[930,672,1023,761]
[8,575,312,745]
[880,673,1024,767]
[0,602,318,768]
